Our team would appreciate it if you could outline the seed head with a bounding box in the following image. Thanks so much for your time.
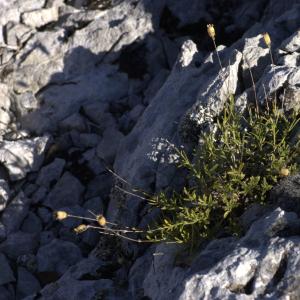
[74,224,88,234]
[54,211,68,220]
[97,215,106,227]
[279,168,289,177]
[207,24,216,40]
[263,32,271,47]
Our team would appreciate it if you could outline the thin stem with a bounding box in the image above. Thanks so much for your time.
[115,185,148,201]
[67,214,96,222]
[269,46,274,65]
[281,89,286,111]
[88,225,144,234]
[263,84,270,114]
[88,225,158,243]
[268,45,277,109]
[106,166,152,198]
[212,38,223,70]
[245,57,259,114]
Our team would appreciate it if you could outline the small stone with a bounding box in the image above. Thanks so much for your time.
[82,148,106,175]
[37,239,82,275]
[23,183,38,198]
[59,113,87,133]
[0,136,50,181]
[1,192,31,234]
[0,253,15,285]
[44,172,84,209]
[40,231,55,246]
[17,254,37,273]
[0,222,6,242]
[31,186,48,204]
[83,197,105,216]
[0,232,39,259]
[0,286,14,300]
[78,133,100,148]
[96,128,124,164]
[85,173,112,200]
[16,267,41,299]
[0,179,10,212]
[21,212,43,234]
[4,22,32,47]
[21,7,59,28]
[36,158,66,189]
[37,207,53,225]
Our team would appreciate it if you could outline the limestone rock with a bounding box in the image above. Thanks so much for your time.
[0,136,50,181]
[16,267,41,299]
[1,192,31,234]
[36,158,66,189]
[0,253,15,285]
[96,128,124,164]
[139,208,300,300]
[36,239,82,275]
[44,171,84,209]
[0,231,39,259]
[0,179,10,212]
[21,7,59,28]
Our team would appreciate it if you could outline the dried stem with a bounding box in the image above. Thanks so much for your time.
[245,57,259,114]
[212,38,223,70]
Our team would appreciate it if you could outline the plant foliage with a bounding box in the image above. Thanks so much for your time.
[147,96,300,246]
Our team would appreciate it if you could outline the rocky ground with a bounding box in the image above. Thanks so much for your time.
[0,0,299,299]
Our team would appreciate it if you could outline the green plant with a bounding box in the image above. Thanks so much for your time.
[146,96,300,247]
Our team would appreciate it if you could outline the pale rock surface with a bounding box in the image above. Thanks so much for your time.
[21,7,59,28]
[0,136,50,180]
[138,208,300,300]
[0,179,10,212]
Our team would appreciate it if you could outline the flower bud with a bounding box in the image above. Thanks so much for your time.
[54,211,68,220]
[74,224,88,234]
[97,215,106,227]
[207,24,216,40]
[279,168,289,177]
[263,32,271,47]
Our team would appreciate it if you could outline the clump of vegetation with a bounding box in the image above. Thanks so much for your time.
[147,96,299,245]
[145,27,300,247]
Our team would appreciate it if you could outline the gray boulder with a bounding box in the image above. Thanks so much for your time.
[138,208,300,300]
[44,171,84,209]
[0,179,10,212]
[21,212,43,234]
[36,239,82,275]
[1,191,31,234]
[270,174,300,217]
[0,253,15,285]
[96,127,124,164]
[0,231,39,259]
[16,267,41,299]
[0,136,50,180]
[0,83,12,132]
[21,7,59,28]
[36,158,66,189]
